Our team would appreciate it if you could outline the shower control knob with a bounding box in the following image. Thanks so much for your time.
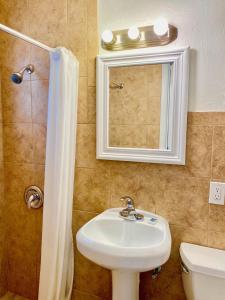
[24,185,44,209]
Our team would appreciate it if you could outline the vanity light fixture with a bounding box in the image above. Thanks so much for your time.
[101,20,177,51]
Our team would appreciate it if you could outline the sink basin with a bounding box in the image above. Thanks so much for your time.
[76,208,171,300]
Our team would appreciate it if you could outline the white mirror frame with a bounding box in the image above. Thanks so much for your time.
[96,46,190,165]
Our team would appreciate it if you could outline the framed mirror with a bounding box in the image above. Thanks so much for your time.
[96,47,189,164]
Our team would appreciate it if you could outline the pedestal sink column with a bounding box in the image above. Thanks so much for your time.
[112,270,140,300]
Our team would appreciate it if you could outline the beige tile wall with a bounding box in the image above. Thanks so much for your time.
[109,64,161,148]
[0,70,6,297]
[0,1,225,300]
[0,7,6,294]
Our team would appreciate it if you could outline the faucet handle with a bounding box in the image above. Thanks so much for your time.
[120,196,135,209]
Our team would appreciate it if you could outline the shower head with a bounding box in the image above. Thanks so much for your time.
[11,64,34,84]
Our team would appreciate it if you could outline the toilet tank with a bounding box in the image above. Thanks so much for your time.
[180,243,225,300]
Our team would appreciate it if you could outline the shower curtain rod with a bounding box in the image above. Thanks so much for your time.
[0,23,54,52]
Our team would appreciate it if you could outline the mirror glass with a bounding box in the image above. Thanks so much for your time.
[108,63,173,150]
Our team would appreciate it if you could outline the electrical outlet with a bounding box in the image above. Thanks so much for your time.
[209,182,225,205]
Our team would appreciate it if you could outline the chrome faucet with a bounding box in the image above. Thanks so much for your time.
[119,196,144,221]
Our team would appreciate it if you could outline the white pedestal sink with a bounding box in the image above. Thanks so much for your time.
[76,208,171,300]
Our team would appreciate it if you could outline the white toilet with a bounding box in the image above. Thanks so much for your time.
[180,242,225,300]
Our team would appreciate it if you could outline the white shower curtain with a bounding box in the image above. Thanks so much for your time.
[38,47,79,300]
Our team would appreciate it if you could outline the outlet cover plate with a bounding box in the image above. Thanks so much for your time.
[209,181,225,205]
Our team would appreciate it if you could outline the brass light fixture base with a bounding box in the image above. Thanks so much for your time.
[102,24,178,51]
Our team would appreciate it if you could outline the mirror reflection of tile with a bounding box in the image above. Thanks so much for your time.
[109,64,162,149]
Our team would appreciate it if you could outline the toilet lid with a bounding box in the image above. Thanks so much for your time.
[180,243,225,279]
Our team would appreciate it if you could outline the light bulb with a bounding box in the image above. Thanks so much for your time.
[153,18,169,36]
[128,26,140,40]
[101,30,115,44]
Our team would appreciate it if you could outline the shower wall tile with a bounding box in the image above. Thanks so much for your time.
[6,210,38,259]
[0,73,2,124]
[7,254,37,300]
[0,126,3,163]
[77,77,88,124]
[4,162,34,207]
[2,81,32,123]
[0,1,29,34]
[30,47,50,80]
[2,33,30,70]
[4,162,38,299]
[87,87,96,124]
[32,124,46,164]
[0,35,30,80]
[33,164,45,190]
[27,0,68,40]
[0,70,6,296]
[68,0,87,25]
[31,80,48,124]
[87,0,98,87]
[67,22,88,77]
[68,0,88,76]
[7,208,37,248]
[3,123,33,163]
[0,2,7,24]
[0,164,4,197]
[0,165,6,297]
